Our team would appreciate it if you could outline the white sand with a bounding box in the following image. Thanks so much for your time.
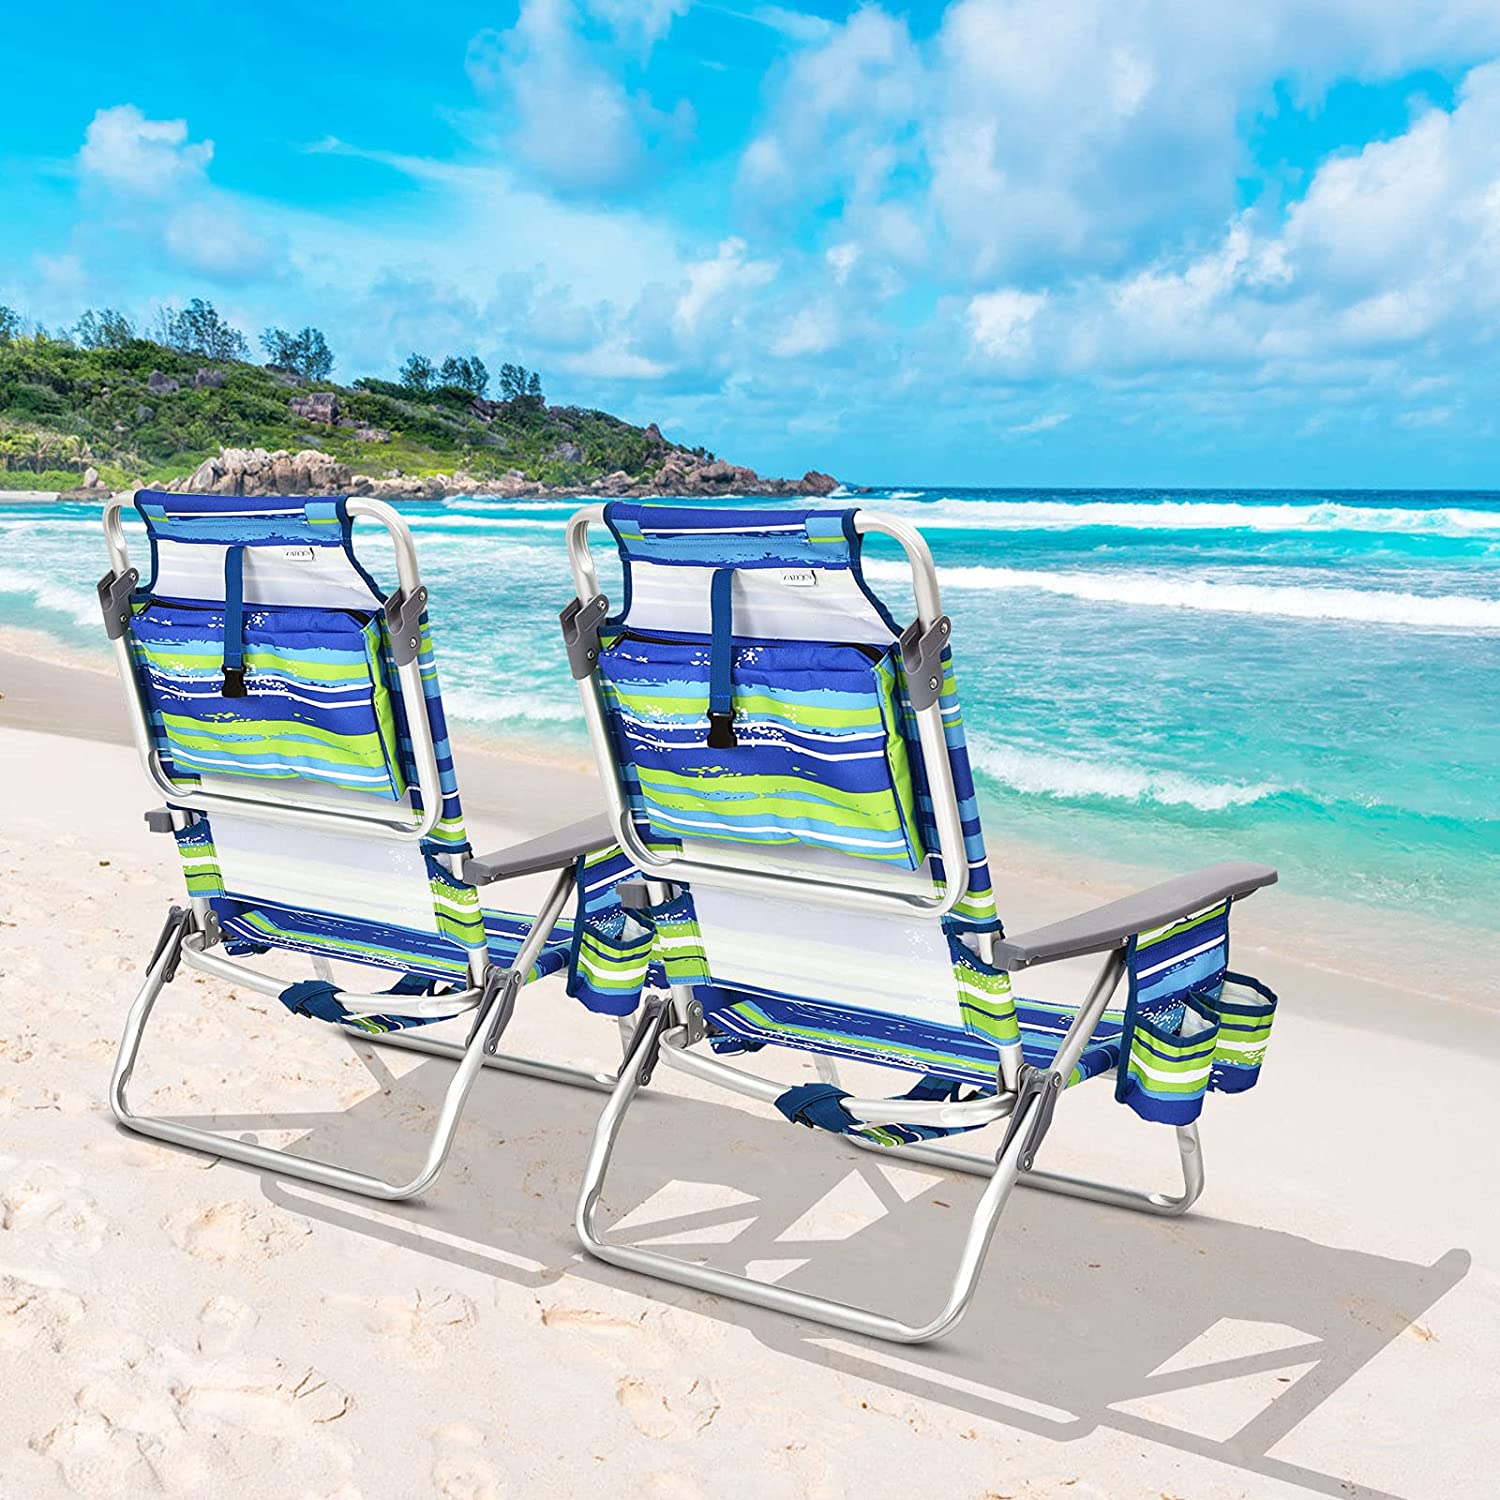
[1,705,1497,1498]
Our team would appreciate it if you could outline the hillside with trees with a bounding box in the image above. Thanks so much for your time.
[0,299,804,497]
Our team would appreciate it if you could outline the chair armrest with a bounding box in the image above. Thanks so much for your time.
[990,861,1277,970]
[460,813,617,886]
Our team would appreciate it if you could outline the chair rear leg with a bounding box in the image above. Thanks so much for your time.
[574,1009,1039,1345]
[110,907,505,1202]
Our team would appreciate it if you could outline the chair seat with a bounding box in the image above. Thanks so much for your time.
[704,988,1124,1089]
[218,899,575,987]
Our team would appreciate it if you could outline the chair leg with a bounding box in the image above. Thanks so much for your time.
[110,910,509,1202]
[574,1006,1040,1344]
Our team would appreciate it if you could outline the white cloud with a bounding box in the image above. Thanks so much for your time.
[586,0,689,50]
[968,288,1046,360]
[79,105,213,197]
[466,0,693,195]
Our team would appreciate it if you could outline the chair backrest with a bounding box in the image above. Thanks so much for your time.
[569,502,1022,1082]
[107,490,487,984]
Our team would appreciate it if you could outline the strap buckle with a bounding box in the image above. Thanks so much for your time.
[706,709,737,749]
[220,664,247,698]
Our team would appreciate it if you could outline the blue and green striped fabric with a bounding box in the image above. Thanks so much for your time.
[598,634,925,866]
[1115,900,1234,1124]
[132,599,407,798]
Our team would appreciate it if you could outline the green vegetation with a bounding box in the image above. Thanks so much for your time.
[0,300,683,491]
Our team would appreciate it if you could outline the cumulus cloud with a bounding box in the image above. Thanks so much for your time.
[466,0,694,196]
[79,105,213,197]
[76,104,273,282]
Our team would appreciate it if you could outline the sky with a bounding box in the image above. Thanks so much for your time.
[3,0,1500,487]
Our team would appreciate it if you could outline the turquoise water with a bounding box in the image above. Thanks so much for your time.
[3,489,1498,936]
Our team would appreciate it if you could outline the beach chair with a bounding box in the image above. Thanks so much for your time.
[561,501,1280,1342]
[97,490,650,1200]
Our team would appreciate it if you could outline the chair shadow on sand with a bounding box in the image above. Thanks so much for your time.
[175,1038,1466,1500]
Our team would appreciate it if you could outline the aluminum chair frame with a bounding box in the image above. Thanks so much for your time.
[563,504,1268,1342]
[102,493,630,1201]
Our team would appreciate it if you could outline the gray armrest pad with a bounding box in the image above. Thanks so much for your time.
[461,813,617,886]
[990,861,1277,970]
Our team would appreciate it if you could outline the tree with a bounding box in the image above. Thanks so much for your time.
[399,352,435,393]
[0,305,20,344]
[159,298,249,360]
[439,354,489,397]
[261,325,335,380]
[73,307,136,350]
[496,362,545,406]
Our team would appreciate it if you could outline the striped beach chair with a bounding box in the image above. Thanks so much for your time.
[562,501,1279,1342]
[97,490,646,1200]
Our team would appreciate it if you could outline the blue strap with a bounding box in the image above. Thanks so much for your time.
[277,979,348,1024]
[706,566,737,748]
[221,545,247,696]
[277,972,444,1027]
[774,1082,859,1133]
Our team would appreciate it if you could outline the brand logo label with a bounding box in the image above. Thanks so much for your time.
[280,547,315,562]
[778,569,817,588]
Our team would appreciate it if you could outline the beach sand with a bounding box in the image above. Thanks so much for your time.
[1,650,1496,1499]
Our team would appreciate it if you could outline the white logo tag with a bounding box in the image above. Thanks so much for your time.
[778,569,817,588]
[280,547,315,562]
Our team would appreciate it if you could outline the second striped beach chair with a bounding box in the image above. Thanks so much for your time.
[560,501,1280,1342]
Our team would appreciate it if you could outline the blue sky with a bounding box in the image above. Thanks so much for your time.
[4,0,1500,486]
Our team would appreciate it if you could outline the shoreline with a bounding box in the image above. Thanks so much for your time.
[2,629,1494,1017]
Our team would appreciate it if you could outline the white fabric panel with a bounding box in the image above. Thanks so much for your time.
[152,537,382,610]
[623,560,895,644]
[690,886,962,1028]
[210,812,439,934]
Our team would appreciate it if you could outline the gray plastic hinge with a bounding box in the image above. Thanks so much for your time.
[144,807,177,834]
[560,594,609,679]
[466,967,523,1057]
[899,615,952,711]
[998,1064,1063,1173]
[618,879,680,911]
[97,567,139,640]
[384,584,429,667]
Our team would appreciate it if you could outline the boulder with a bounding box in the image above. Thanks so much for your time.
[550,441,584,464]
[146,371,180,395]
[469,397,497,423]
[134,404,155,424]
[193,367,226,389]
[289,391,339,425]
[354,426,390,443]
[83,466,99,487]
[643,422,667,448]
[800,470,838,495]
[166,446,352,497]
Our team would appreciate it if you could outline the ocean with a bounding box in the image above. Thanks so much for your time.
[4,488,1498,949]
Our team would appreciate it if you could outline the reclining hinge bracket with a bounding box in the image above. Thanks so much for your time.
[384,585,429,667]
[146,904,192,985]
[998,1064,1063,1173]
[470,967,524,1056]
[899,615,952,711]
[560,593,609,679]
[97,567,139,640]
[634,995,670,1086]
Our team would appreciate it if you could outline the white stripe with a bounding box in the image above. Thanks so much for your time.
[1137,933,1224,983]
[171,749,393,784]
[648,809,908,850]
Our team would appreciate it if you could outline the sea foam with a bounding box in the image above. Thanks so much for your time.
[864,560,1500,630]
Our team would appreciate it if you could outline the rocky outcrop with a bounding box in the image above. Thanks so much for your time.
[289,391,339,425]
[550,441,584,464]
[167,446,840,501]
[193,368,226,389]
[353,426,390,444]
[147,371,179,396]
[167,447,352,496]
